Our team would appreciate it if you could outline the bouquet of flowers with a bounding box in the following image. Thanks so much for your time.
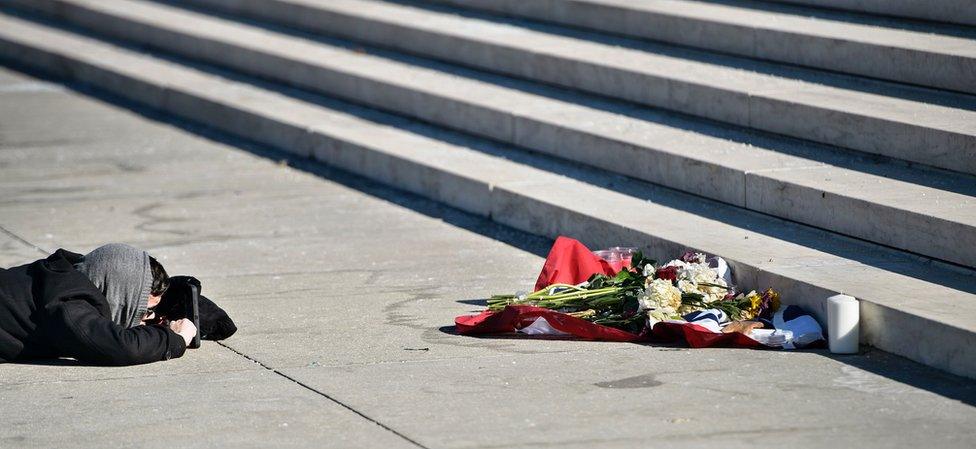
[487,250,780,333]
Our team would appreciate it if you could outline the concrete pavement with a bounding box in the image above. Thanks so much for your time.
[4,7,976,378]
[1,66,975,448]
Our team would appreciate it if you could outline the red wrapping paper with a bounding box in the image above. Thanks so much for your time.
[455,305,646,342]
[653,322,765,348]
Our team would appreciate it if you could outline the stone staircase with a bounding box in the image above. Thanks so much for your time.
[1,0,974,377]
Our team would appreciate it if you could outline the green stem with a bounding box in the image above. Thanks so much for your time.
[487,286,624,311]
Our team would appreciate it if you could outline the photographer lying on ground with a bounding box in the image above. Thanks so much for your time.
[0,243,201,365]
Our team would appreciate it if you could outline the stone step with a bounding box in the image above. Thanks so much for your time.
[766,0,976,27]
[158,0,976,177]
[9,0,976,268]
[3,11,976,378]
[422,0,976,95]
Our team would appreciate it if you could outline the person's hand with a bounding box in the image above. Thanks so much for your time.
[169,319,197,347]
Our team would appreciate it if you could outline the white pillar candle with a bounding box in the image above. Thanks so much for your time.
[827,294,859,354]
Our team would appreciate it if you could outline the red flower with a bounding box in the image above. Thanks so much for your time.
[655,266,678,281]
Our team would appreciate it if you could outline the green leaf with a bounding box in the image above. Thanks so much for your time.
[613,269,632,283]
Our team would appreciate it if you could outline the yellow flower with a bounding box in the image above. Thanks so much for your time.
[747,291,762,311]
[734,290,762,319]
[764,288,781,313]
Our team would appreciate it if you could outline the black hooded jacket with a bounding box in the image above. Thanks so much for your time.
[0,249,186,365]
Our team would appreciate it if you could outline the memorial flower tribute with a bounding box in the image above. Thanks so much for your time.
[487,249,779,331]
[456,236,822,349]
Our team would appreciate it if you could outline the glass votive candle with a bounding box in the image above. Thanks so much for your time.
[610,246,637,268]
[592,250,623,272]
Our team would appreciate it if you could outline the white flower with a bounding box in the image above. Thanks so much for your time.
[639,278,682,316]
[676,274,728,304]
[699,276,728,303]
[664,259,686,269]
[700,291,723,303]
[647,309,672,325]
[642,264,656,277]
[680,263,719,285]
[676,279,697,294]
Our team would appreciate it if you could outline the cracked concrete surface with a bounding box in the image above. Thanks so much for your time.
[1,66,974,448]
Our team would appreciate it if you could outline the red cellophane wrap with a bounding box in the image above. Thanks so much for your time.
[534,236,617,290]
[652,321,765,348]
[455,236,767,348]
[455,305,647,342]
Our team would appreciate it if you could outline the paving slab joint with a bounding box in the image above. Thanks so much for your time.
[0,224,49,255]
[214,342,430,449]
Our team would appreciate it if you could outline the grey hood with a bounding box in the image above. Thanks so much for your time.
[74,243,152,328]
